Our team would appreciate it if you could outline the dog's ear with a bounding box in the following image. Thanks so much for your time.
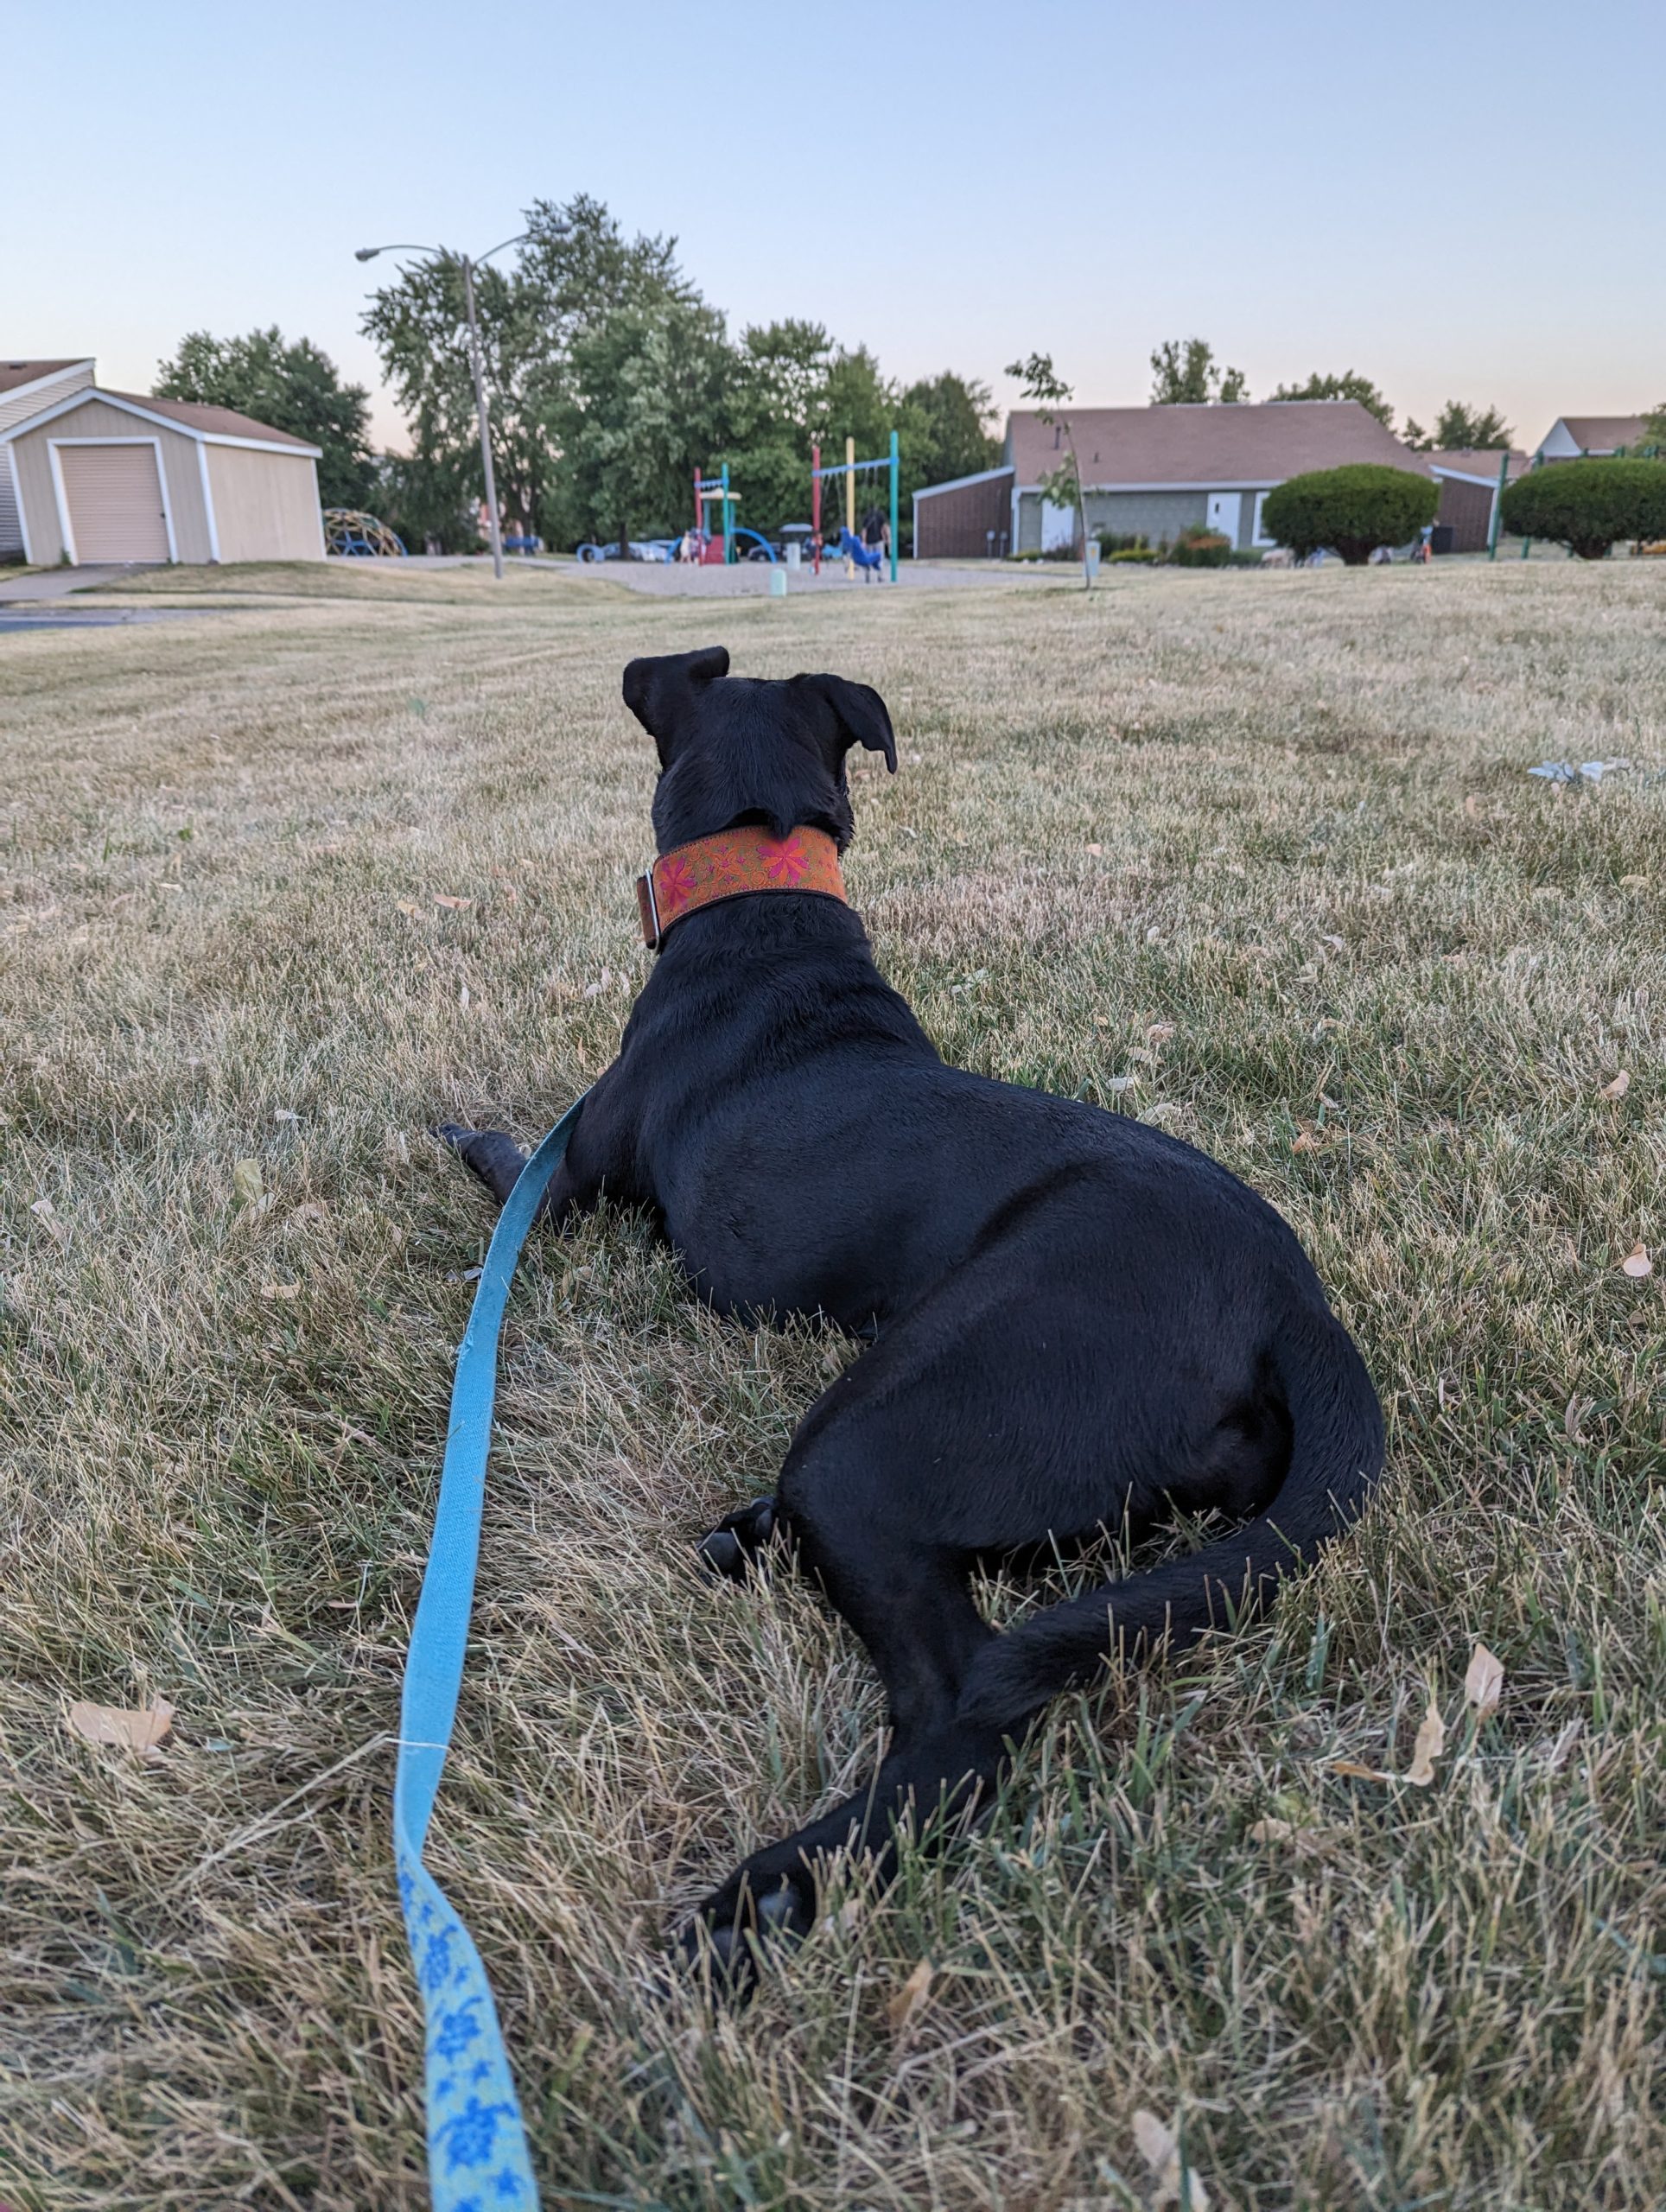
[622,645,730,764]
[792,672,898,774]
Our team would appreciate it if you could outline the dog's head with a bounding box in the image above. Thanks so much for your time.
[621,645,896,854]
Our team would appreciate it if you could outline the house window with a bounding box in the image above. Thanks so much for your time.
[1252,491,1276,547]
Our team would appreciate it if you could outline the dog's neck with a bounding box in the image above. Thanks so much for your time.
[635,823,847,950]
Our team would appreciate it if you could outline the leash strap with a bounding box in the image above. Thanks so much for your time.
[394,1093,587,2209]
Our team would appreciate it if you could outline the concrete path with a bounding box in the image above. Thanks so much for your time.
[565,558,1069,598]
[0,563,161,603]
[0,607,213,633]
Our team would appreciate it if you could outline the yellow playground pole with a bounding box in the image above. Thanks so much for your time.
[844,435,856,575]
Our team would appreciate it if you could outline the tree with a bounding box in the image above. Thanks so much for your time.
[155,327,373,509]
[1260,465,1438,564]
[361,194,692,540]
[1005,353,1091,588]
[1623,403,1666,460]
[1150,337,1248,405]
[1270,370,1394,429]
[544,293,737,552]
[1498,460,1666,560]
[1402,400,1514,452]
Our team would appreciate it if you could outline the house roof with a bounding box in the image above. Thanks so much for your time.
[105,390,317,449]
[1551,416,1648,454]
[1004,399,1419,488]
[0,358,92,394]
[1425,448,1529,486]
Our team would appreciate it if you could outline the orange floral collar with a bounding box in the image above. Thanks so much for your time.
[635,823,847,949]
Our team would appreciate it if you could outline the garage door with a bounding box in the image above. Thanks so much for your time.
[57,442,169,563]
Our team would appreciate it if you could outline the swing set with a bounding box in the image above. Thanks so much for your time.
[811,431,900,580]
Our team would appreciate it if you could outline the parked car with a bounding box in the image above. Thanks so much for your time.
[575,537,677,563]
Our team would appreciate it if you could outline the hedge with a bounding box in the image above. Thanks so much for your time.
[1260,465,1438,566]
[1498,459,1666,560]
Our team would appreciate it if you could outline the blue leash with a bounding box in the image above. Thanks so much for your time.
[395,1094,587,2209]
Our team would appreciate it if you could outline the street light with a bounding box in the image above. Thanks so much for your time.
[355,234,525,579]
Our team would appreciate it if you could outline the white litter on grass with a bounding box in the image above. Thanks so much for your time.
[1528,760,1631,785]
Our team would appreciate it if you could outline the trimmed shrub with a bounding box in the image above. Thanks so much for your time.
[1107,546,1160,564]
[1094,530,1150,554]
[1260,464,1438,566]
[1498,459,1666,560]
[1167,526,1232,568]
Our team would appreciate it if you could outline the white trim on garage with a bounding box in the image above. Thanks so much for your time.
[0,385,321,457]
[195,441,222,563]
[48,436,177,565]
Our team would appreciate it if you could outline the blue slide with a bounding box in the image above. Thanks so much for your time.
[838,527,884,571]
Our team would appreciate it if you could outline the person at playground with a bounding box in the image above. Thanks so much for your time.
[860,505,886,583]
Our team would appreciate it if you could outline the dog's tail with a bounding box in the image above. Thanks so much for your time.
[957,1300,1384,1734]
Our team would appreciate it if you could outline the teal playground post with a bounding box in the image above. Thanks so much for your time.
[888,429,899,582]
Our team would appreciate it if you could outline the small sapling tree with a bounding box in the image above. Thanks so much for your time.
[1005,352,1091,589]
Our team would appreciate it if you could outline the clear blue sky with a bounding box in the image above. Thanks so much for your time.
[9,0,1659,452]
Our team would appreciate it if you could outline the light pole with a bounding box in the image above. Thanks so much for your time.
[355,234,525,579]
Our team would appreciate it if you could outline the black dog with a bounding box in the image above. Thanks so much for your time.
[440,645,1383,1980]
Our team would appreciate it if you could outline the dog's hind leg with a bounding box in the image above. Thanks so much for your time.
[685,1422,1001,1979]
[433,1124,530,1205]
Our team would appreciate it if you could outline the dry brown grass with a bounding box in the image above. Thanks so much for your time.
[3,559,1663,2211]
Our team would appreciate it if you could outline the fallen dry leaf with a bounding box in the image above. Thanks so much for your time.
[29,1195,69,1247]
[1618,874,1650,888]
[67,1699,174,1753]
[1291,1122,1324,1154]
[1619,1243,1652,1279]
[459,982,471,1010]
[396,899,420,917]
[1464,1643,1504,1719]
[1406,1695,1446,1786]
[1247,1816,1294,1843]
[259,1281,301,1300]
[232,1158,264,1207]
[886,1959,934,2033]
[1085,842,1103,855]
[1331,1757,1396,1783]
[1147,1022,1176,1044]
[433,893,473,910]
[1599,1071,1631,1100]
[1133,2107,1211,2211]
[273,1107,299,1123]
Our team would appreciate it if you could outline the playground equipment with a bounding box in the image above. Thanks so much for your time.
[322,509,407,557]
[694,466,735,563]
[811,431,899,580]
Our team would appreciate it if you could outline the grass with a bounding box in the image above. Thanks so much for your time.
[3,558,1663,2211]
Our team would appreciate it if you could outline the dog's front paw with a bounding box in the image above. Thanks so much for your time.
[696,1495,780,1581]
[680,1864,816,1995]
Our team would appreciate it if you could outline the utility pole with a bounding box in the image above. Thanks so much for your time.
[356,232,525,580]
[458,254,506,580]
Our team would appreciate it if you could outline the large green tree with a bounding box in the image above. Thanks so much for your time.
[1150,337,1248,405]
[1270,369,1395,429]
[360,194,690,539]
[154,327,373,508]
[544,294,737,550]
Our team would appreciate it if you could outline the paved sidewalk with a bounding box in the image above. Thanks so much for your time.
[0,563,161,603]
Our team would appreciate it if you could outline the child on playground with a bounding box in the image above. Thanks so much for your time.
[860,505,889,582]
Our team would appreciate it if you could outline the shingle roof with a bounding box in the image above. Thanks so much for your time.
[105,391,317,449]
[1005,400,1420,487]
[1425,448,1529,485]
[1555,416,1648,454]
[0,358,91,394]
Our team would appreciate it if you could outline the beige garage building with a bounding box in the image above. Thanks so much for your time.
[0,357,325,567]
